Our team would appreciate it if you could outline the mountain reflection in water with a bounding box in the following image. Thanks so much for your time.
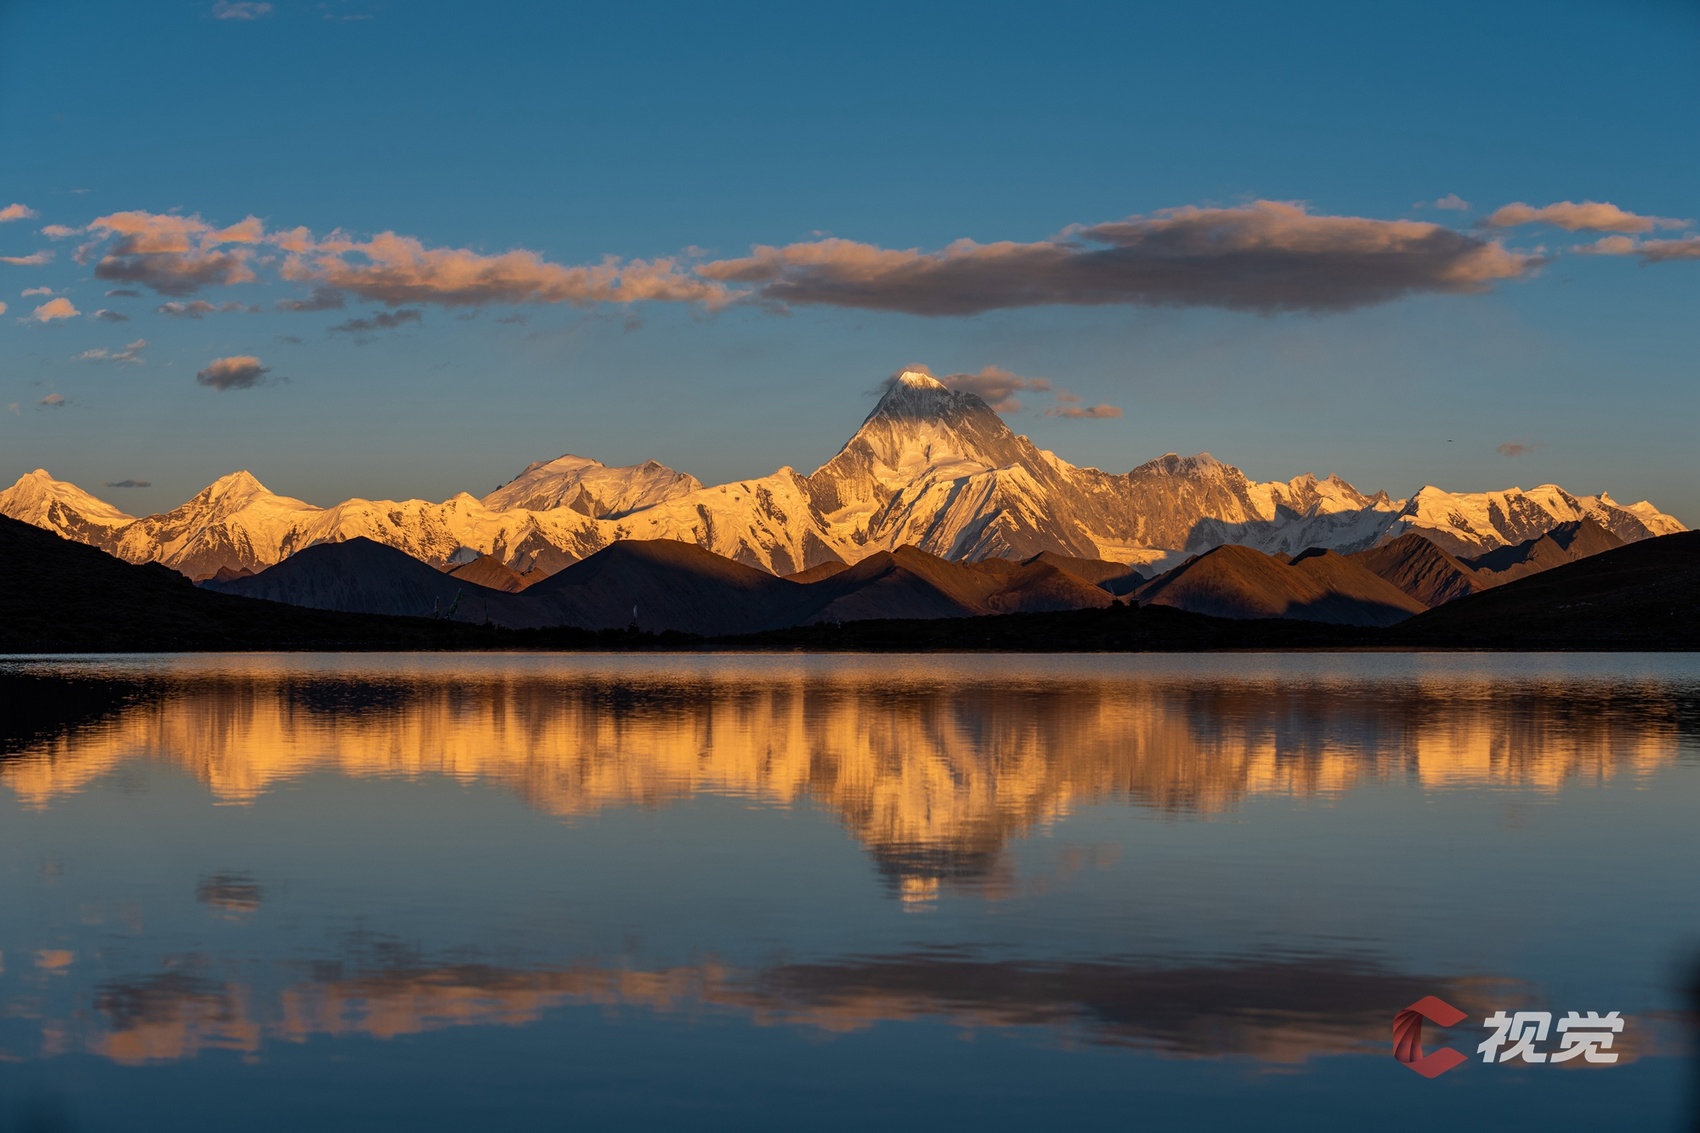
[1,653,1697,1133]
[3,655,1689,892]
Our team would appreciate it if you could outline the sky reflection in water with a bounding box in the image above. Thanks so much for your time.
[1,653,1697,1131]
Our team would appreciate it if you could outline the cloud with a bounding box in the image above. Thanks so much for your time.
[22,286,53,297]
[1,250,53,266]
[1496,441,1535,457]
[196,355,271,391]
[75,338,147,365]
[1424,194,1470,211]
[104,288,141,297]
[105,479,151,488]
[41,224,81,239]
[281,231,730,308]
[156,299,256,318]
[5,402,16,414]
[275,286,346,312]
[39,393,65,407]
[699,201,1539,316]
[1573,233,1700,262]
[27,297,79,322]
[211,0,273,18]
[328,308,423,339]
[85,210,260,296]
[1483,200,1691,233]
[0,301,6,315]
[929,365,1053,412]
[1044,403,1123,419]
[90,308,130,322]
[0,203,37,224]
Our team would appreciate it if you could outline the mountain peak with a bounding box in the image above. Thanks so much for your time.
[894,369,945,390]
[203,470,271,499]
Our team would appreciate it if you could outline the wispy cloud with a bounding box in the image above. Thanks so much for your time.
[275,286,346,311]
[104,288,141,297]
[0,203,37,224]
[1044,402,1123,419]
[700,201,1539,316]
[75,338,147,365]
[933,365,1052,412]
[211,0,273,18]
[1572,233,1700,262]
[281,232,729,308]
[105,479,152,488]
[27,297,79,322]
[157,299,257,318]
[21,286,53,297]
[329,307,423,341]
[1,250,53,266]
[39,393,65,407]
[900,363,1121,418]
[90,308,131,322]
[1483,200,1691,233]
[41,224,81,239]
[196,355,271,391]
[1496,441,1535,457]
[1419,194,1470,211]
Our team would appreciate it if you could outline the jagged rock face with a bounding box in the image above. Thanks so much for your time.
[1,370,1686,579]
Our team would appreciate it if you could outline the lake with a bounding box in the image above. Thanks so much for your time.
[2,652,1697,1131]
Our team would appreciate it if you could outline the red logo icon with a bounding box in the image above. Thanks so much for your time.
[1394,995,1469,1077]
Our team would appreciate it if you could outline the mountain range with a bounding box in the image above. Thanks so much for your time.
[1,369,1684,585]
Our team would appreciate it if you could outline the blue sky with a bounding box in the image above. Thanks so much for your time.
[2,0,1696,520]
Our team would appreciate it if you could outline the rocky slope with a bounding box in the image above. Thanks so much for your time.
[3,370,1684,580]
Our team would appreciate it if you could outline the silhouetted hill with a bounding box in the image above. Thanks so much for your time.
[448,554,532,592]
[1390,530,1700,648]
[0,515,505,651]
[1134,544,1427,626]
[1464,518,1624,583]
[1350,532,1485,606]
[786,546,1114,625]
[205,537,543,627]
[523,539,801,635]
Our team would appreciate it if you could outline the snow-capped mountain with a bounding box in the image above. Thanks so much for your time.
[1,469,137,547]
[481,455,702,517]
[0,369,1685,579]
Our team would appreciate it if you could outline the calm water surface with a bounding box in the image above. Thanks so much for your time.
[1,652,1697,1131]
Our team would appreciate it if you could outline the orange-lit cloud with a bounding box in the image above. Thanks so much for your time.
[1,250,53,266]
[196,355,271,391]
[39,393,66,407]
[0,203,37,223]
[41,224,82,239]
[86,211,260,296]
[280,231,731,308]
[1483,200,1691,233]
[1045,403,1123,419]
[1496,441,1535,457]
[28,297,79,322]
[700,201,1539,315]
[1574,233,1700,262]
